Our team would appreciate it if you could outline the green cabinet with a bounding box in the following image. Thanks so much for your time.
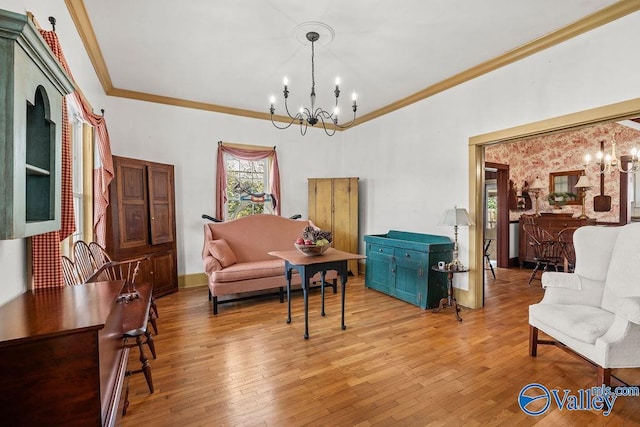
[0,10,74,239]
[364,231,453,309]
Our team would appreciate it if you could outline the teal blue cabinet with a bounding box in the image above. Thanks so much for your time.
[364,231,453,309]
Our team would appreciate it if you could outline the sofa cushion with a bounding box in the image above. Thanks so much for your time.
[208,239,238,268]
[530,303,615,344]
[211,259,285,283]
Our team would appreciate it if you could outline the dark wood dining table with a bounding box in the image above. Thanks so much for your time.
[268,248,366,339]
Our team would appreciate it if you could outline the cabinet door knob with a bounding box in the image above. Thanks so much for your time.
[405,253,410,257]
[379,248,383,252]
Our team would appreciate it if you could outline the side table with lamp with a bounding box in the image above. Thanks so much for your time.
[435,206,474,321]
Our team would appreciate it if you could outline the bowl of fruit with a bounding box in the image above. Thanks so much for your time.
[294,226,332,256]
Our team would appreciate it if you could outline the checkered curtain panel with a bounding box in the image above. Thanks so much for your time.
[31,29,113,288]
[38,28,114,246]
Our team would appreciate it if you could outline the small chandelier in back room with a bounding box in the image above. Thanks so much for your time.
[269,27,357,136]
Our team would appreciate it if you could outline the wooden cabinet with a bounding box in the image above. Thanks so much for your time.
[364,231,453,309]
[518,214,595,265]
[0,10,74,239]
[0,281,128,426]
[308,177,359,275]
[106,156,178,297]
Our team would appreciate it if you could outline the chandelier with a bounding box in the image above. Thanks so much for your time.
[269,31,357,136]
[584,140,639,174]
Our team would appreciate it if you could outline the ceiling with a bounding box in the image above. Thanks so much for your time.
[67,0,637,127]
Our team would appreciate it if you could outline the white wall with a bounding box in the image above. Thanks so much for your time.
[1,3,639,304]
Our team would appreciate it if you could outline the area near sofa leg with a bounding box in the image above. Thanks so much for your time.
[597,366,611,387]
[212,296,218,315]
[529,325,538,357]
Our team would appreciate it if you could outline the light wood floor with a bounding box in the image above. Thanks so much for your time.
[123,268,640,426]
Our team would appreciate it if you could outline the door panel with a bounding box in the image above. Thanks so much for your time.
[148,165,174,245]
[117,162,148,248]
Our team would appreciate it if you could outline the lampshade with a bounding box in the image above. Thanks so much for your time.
[574,175,592,188]
[439,206,474,227]
[529,177,545,190]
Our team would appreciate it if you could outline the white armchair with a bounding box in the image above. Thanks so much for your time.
[529,222,640,386]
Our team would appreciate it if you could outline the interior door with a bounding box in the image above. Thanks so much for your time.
[485,162,510,269]
[148,164,174,245]
[116,160,149,248]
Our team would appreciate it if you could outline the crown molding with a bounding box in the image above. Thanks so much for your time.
[65,0,640,128]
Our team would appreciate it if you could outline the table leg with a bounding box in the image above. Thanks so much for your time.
[302,270,309,339]
[321,270,326,316]
[340,270,347,330]
[286,266,292,324]
[432,271,462,321]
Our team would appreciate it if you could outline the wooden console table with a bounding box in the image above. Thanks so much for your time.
[0,281,128,426]
[269,248,366,339]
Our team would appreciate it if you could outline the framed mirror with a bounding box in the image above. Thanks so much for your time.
[549,170,583,205]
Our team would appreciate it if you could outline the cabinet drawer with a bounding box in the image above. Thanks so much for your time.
[368,244,394,256]
[394,249,427,261]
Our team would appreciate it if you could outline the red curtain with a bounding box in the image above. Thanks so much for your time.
[31,29,114,289]
[216,143,281,219]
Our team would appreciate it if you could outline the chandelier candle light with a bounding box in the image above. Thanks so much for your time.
[269,31,357,136]
[584,140,639,174]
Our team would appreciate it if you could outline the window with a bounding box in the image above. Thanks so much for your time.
[61,120,93,256]
[71,120,83,243]
[224,154,272,220]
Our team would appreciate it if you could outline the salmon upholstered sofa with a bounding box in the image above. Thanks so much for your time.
[202,214,337,314]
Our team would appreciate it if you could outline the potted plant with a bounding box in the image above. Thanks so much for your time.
[546,192,577,210]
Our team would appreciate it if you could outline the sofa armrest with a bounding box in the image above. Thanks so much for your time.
[617,297,640,325]
[203,254,223,275]
[539,275,605,307]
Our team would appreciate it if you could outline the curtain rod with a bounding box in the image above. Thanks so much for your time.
[219,141,276,151]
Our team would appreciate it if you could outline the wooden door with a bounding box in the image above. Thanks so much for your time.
[148,164,174,245]
[308,178,333,232]
[116,160,149,248]
[149,250,177,297]
[332,178,359,274]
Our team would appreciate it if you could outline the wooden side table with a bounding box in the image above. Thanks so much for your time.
[431,266,468,321]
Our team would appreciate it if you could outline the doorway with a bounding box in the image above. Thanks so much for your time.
[485,162,510,271]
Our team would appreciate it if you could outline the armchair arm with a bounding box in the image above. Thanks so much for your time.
[617,297,640,325]
[85,255,149,284]
[541,272,582,290]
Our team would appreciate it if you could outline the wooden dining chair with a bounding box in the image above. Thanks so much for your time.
[61,255,81,286]
[558,227,578,273]
[89,241,112,269]
[522,223,562,284]
[73,240,97,283]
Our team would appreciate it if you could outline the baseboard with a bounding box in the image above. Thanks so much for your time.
[179,273,208,289]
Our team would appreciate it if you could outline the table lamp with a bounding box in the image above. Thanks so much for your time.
[528,176,545,217]
[574,175,592,219]
[439,205,474,271]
